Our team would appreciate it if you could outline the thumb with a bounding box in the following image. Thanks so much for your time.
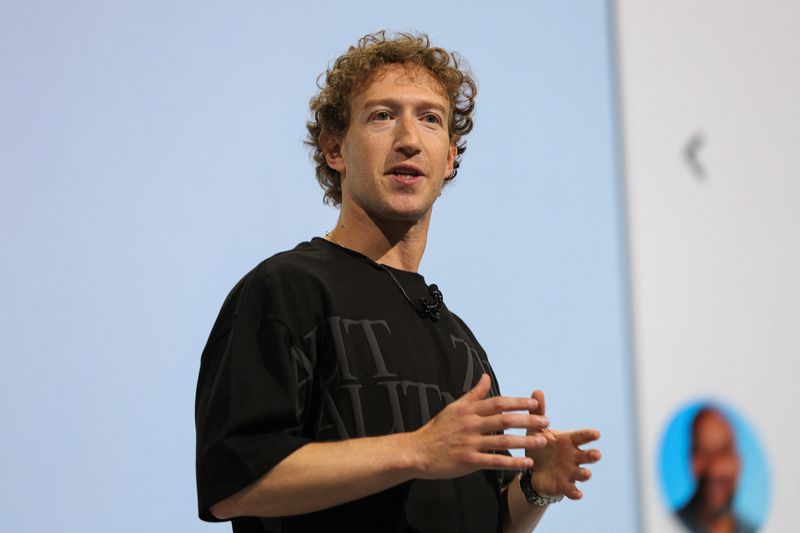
[464,373,492,401]
[531,389,546,416]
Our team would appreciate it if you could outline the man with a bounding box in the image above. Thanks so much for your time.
[195,31,601,533]
[676,407,755,533]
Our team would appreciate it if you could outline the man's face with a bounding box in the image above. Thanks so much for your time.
[326,63,457,224]
[691,410,741,517]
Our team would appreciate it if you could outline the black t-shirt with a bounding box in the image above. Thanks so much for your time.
[196,238,508,532]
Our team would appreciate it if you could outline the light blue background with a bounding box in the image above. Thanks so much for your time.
[0,1,635,531]
[659,400,770,527]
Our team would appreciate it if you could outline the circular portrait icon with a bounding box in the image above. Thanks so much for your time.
[658,400,770,533]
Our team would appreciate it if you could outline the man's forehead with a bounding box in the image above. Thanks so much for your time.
[693,410,735,441]
[353,62,448,101]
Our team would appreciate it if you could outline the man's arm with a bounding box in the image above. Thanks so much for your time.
[501,390,602,533]
[210,374,550,519]
[501,474,549,533]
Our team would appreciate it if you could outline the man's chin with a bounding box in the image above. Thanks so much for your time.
[372,201,434,225]
[698,492,735,519]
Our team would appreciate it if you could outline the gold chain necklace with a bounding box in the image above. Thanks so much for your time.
[324,231,344,247]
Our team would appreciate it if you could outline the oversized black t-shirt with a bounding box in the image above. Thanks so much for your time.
[196,238,508,532]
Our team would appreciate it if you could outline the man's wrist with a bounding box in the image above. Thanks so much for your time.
[519,469,563,506]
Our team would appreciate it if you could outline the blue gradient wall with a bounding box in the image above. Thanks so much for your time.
[0,2,634,531]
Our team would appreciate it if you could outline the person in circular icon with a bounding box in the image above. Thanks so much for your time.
[676,407,755,533]
[660,401,769,533]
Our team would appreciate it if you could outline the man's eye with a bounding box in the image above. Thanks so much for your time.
[423,114,442,124]
[373,111,391,121]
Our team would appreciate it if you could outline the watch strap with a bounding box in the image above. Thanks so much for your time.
[519,468,564,506]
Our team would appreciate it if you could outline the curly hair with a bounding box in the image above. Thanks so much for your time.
[305,31,477,207]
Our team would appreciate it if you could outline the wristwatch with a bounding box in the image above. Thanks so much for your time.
[519,468,564,506]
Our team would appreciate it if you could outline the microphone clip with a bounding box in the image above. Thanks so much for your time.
[418,284,443,321]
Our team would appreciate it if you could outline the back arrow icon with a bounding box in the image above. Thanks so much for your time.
[684,131,706,179]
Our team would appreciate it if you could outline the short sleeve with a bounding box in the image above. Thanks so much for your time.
[194,272,314,522]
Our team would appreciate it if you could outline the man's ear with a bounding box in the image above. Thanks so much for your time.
[445,142,457,179]
[320,131,345,174]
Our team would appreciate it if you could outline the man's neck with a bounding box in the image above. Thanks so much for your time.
[328,206,431,273]
[685,495,737,533]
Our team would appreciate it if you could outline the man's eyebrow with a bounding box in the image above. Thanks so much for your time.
[361,98,448,114]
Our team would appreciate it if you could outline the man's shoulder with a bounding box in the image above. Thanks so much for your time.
[247,237,330,281]
[217,238,335,319]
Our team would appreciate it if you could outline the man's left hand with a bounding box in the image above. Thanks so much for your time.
[525,390,601,500]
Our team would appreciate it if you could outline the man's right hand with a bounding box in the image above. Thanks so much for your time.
[411,373,551,479]
[210,373,551,519]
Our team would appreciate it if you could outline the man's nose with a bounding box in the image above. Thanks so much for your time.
[704,449,738,478]
[393,114,421,157]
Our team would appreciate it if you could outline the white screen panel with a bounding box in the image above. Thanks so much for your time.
[615,1,800,531]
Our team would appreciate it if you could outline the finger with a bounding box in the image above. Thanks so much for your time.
[473,396,541,416]
[463,373,492,402]
[470,451,534,470]
[569,429,601,446]
[578,448,602,464]
[531,389,545,417]
[573,467,592,482]
[565,485,583,500]
[479,433,547,451]
[476,413,550,433]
